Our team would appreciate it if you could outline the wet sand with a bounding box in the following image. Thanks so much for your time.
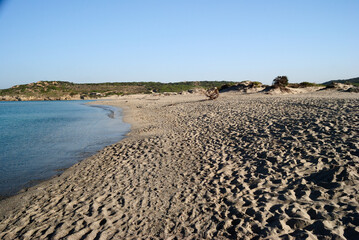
[0,91,358,239]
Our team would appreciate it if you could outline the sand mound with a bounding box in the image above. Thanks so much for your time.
[325,83,359,92]
[220,81,265,94]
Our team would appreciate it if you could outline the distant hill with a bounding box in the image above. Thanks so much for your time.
[322,77,359,86]
[0,81,235,101]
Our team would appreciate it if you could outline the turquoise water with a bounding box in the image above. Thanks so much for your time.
[0,100,130,196]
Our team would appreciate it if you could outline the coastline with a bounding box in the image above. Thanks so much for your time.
[0,98,136,222]
[1,91,359,239]
[0,101,129,199]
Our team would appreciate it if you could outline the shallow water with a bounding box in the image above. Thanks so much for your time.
[0,100,130,196]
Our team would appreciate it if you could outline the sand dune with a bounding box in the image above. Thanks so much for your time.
[0,91,358,239]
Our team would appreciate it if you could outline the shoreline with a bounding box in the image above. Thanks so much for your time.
[0,101,129,201]
[1,91,359,239]
[0,93,202,218]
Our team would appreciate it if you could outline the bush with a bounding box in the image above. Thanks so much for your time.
[288,83,300,88]
[218,84,234,91]
[272,76,289,88]
[299,82,317,87]
[252,81,262,87]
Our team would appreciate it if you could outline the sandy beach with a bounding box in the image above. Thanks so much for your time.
[0,90,358,239]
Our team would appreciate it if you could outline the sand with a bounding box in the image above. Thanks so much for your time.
[0,91,358,239]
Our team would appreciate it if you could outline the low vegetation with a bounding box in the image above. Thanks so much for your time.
[322,77,359,86]
[288,82,325,88]
[0,81,235,100]
[1,76,357,101]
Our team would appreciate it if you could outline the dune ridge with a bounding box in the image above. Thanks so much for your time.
[0,91,358,239]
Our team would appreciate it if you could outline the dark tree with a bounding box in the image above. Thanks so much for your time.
[272,76,289,88]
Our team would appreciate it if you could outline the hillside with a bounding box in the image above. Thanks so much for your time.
[2,77,356,101]
[0,81,235,101]
[322,77,359,86]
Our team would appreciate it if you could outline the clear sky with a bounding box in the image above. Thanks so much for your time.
[0,0,358,89]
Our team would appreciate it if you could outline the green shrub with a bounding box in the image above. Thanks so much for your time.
[252,81,262,87]
[299,82,317,87]
[272,76,289,88]
[218,83,234,91]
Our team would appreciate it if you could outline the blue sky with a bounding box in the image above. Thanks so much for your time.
[0,0,358,89]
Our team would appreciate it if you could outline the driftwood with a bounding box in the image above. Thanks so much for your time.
[204,87,219,100]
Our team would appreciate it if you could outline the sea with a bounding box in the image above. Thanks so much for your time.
[0,100,130,197]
